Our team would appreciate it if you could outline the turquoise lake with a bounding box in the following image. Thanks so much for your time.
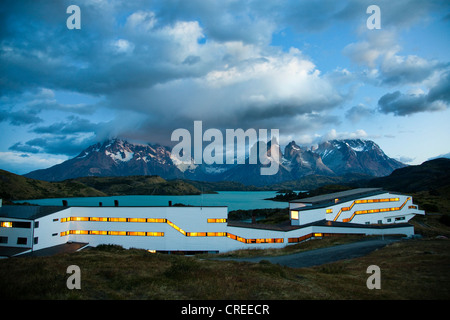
[17,191,289,212]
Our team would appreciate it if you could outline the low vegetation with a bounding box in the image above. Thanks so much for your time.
[0,169,204,203]
[0,235,449,300]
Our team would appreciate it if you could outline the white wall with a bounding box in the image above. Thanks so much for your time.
[4,200,421,255]
[293,192,424,226]
[33,208,72,251]
[0,217,33,248]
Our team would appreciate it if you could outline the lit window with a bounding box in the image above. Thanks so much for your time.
[207,218,227,223]
[291,210,299,220]
[0,221,12,228]
[128,218,146,223]
[128,231,146,236]
[90,217,108,222]
[326,209,333,213]
[90,230,107,235]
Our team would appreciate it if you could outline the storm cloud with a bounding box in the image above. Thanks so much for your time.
[1,0,449,167]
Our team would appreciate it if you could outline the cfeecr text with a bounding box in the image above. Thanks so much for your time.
[181,304,269,317]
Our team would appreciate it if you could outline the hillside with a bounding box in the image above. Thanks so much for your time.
[362,158,450,193]
[0,169,106,202]
[0,239,449,300]
[72,176,206,196]
[0,169,204,202]
[361,158,450,218]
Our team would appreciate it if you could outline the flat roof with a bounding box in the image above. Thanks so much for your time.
[290,188,384,206]
[228,219,413,232]
[0,204,228,220]
[0,205,67,220]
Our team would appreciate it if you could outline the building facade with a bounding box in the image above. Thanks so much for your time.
[0,188,425,257]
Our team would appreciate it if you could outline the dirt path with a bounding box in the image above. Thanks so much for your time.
[218,237,400,268]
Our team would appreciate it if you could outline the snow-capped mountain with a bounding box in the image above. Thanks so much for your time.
[315,139,405,177]
[24,138,406,185]
[24,139,184,182]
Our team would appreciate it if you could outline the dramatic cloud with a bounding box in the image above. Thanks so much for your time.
[345,104,376,122]
[0,0,449,172]
[378,71,450,116]
[0,109,43,126]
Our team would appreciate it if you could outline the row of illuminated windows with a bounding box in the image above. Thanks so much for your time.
[226,233,284,244]
[60,230,164,237]
[288,233,323,243]
[342,207,407,223]
[61,217,227,223]
[334,197,409,221]
[343,197,410,222]
[61,228,284,244]
[186,232,227,237]
[207,218,227,223]
[354,198,400,204]
[288,232,366,243]
[291,197,404,220]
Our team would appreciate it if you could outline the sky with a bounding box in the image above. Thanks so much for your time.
[1,0,449,175]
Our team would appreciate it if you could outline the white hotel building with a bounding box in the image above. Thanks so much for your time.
[0,188,424,257]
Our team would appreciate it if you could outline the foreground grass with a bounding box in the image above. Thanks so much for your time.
[0,238,449,300]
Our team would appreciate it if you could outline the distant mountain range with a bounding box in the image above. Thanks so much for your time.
[24,138,406,185]
[3,158,449,206]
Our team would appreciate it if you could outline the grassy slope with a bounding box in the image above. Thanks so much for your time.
[72,176,204,196]
[1,159,449,300]
[0,170,203,203]
[0,169,107,202]
[0,238,449,300]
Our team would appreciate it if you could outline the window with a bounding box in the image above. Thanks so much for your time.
[378,220,382,224]
[387,218,392,222]
[0,221,12,228]
[13,221,32,228]
[52,233,58,236]
[326,209,333,213]
[395,216,405,221]
[128,218,146,223]
[53,218,59,222]
[34,237,39,244]
[207,218,227,223]
[291,210,299,220]
[17,237,27,245]
[0,236,7,244]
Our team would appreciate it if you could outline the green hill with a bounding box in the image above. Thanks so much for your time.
[72,176,205,196]
[0,170,204,203]
[0,169,106,202]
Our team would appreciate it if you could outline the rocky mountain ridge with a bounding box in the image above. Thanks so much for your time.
[24,138,406,185]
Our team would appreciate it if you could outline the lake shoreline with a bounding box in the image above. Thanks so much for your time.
[14,191,289,212]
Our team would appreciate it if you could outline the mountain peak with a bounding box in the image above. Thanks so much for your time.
[24,138,406,184]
